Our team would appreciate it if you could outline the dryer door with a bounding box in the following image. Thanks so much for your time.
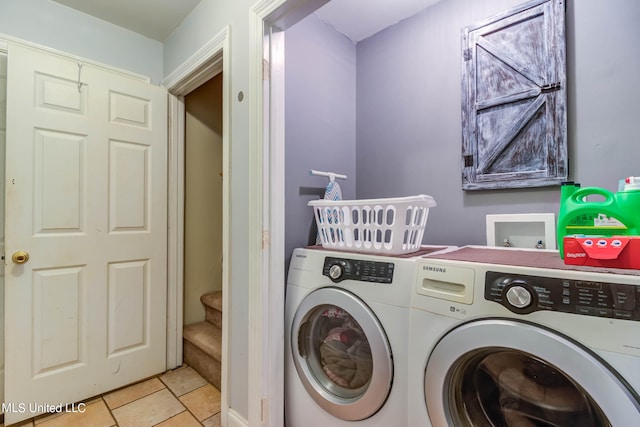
[291,287,393,421]
[424,318,640,426]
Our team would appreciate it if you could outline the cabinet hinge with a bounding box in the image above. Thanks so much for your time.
[464,155,474,167]
[463,48,473,61]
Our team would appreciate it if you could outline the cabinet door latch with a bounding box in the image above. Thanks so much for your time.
[541,82,561,93]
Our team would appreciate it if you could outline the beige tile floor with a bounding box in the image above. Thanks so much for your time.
[2,366,221,427]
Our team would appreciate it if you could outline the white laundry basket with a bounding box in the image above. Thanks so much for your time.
[308,195,437,255]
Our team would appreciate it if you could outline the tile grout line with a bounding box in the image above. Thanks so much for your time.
[98,395,119,427]
[155,375,209,426]
[102,372,200,427]
[99,373,169,427]
[7,367,220,427]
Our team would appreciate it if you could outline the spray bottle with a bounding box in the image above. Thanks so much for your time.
[557,177,640,257]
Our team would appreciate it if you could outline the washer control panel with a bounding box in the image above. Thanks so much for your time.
[485,271,640,321]
[323,257,395,284]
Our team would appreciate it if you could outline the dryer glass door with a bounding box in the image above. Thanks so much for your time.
[424,319,640,426]
[292,287,393,421]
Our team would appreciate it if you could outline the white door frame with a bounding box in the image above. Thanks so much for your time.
[162,26,232,425]
[248,1,329,426]
[0,40,8,412]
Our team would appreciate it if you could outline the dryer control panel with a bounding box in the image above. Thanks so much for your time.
[485,271,640,321]
[323,257,395,284]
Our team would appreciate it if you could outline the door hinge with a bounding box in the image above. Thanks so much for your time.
[464,155,474,167]
[463,48,473,61]
[541,82,561,93]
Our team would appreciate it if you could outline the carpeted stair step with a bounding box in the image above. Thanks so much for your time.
[201,291,223,329]
[183,321,222,390]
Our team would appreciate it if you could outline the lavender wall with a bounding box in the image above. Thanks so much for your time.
[355,0,640,247]
[285,0,640,251]
[285,13,357,265]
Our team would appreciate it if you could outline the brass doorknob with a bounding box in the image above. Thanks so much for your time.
[12,251,30,264]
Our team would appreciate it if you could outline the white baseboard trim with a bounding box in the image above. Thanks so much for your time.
[227,409,249,427]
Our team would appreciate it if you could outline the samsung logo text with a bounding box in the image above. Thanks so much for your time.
[423,265,447,273]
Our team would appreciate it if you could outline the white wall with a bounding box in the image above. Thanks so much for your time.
[0,0,163,83]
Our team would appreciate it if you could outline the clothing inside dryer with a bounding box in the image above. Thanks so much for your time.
[448,348,610,427]
[306,305,373,395]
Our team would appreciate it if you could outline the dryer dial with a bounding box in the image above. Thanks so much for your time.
[506,285,533,309]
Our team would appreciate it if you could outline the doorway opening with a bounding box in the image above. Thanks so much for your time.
[164,25,231,425]
[182,73,224,391]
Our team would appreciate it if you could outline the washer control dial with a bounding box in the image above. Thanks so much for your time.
[506,285,533,309]
[328,264,344,281]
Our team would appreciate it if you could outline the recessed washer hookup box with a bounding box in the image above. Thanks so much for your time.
[563,236,640,270]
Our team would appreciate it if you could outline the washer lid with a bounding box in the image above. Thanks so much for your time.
[291,287,393,421]
[424,318,640,426]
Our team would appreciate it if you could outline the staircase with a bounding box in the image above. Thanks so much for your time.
[183,291,223,390]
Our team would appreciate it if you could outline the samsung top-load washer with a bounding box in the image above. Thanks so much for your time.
[285,246,450,426]
[409,246,640,427]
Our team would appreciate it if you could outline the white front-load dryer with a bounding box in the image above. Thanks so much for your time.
[285,246,423,426]
[409,246,640,427]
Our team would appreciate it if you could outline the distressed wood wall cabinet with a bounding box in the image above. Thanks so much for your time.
[461,0,567,190]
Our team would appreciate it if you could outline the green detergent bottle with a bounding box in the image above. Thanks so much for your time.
[557,178,640,258]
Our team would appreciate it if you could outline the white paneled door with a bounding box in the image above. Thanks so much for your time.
[4,43,167,425]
